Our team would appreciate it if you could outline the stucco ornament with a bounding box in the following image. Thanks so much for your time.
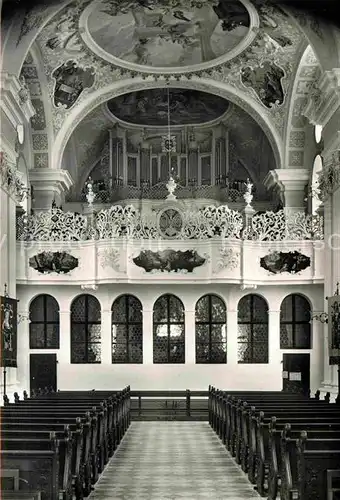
[98,248,125,272]
[17,205,324,242]
[213,247,240,274]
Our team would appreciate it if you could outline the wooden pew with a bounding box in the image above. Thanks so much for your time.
[281,429,340,500]
[268,421,340,500]
[1,449,60,500]
[208,387,340,500]
[1,387,130,498]
[1,420,91,496]
[1,409,102,483]
[1,433,73,500]
[254,410,340,495]
[1,426,84,499]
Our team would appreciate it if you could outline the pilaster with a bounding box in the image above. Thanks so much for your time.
[268,309,281,366]
[322,198,332,385]
[304,68,340,127]
[58,310,70,365]
[101,309,112,364]
[310,312,325,391]
[28,168,73,211]
[331,186,340,388]
[185,309,196,364]
[264,169,309,214]
[226,309,238,365]
[142,309,153,364]
[16,310,30,394]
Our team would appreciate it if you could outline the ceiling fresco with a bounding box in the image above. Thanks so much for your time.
[107,89,230,126]
[85,0,251,68]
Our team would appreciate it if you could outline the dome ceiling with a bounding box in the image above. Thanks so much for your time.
[82,0,252,69]
[107,89,230,126]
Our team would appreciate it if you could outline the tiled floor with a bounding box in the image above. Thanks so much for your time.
[89,421,260,499]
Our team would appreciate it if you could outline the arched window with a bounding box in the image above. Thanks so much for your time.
[280,294,311,349]
[153,294,185,364]
[237,294,268,364]
[111,295,143,364]
[195,294,227,363]
[70,294,101,363]
[29,294,59,349]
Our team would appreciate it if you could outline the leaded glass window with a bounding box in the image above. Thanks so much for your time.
[237,294,268,363]
[195,294,227,363]
[153,294,185,364]
[280,294,311,349]
[29,294,59,349]
[111,295,143,363]
[71,294,101,363]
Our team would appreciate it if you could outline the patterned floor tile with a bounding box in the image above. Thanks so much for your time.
[89,422,260,499]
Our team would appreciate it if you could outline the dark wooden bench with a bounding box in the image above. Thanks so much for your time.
[281,430,340,500]
[208,387,340,500]
[268,421,340,500]
[1,410,102,484]
[1,433,73,500]
[1,450,60,500]
[1,387,130,499]
[1,426,84,499]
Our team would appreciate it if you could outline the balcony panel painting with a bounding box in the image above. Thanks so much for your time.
[133,249,206,273]
[260,251,311,275]
[29,251,79,274]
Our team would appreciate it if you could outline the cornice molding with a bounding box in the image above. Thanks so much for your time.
[264,168,310,193]
[28,168,74,192]
[304,68,340,127]
[0,72,35,128]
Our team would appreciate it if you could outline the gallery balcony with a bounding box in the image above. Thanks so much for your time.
[16,204,324,286]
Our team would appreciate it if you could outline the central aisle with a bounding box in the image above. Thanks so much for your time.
[89,421,260,499]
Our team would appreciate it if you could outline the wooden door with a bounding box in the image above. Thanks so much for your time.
[282,353,310,395]
[30,353,57,395]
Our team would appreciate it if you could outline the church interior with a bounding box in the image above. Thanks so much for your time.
[1,0,340,498]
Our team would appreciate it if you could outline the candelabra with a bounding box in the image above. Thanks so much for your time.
[86,177,96,207]
[243,178,253,207]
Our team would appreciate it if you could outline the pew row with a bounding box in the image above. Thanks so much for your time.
[1,387,130,500]
[208,386,340,500]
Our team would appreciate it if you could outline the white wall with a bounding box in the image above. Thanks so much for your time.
[16,283,324,394]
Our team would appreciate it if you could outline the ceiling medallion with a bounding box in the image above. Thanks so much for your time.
[79,0,259,74]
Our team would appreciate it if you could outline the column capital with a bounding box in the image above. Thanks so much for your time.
[264,169,310,192]
[28,168,73,190]
[0,72,35,128]
[29,168,74,211]
[304,68,340,127]
[264,169,309,213]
